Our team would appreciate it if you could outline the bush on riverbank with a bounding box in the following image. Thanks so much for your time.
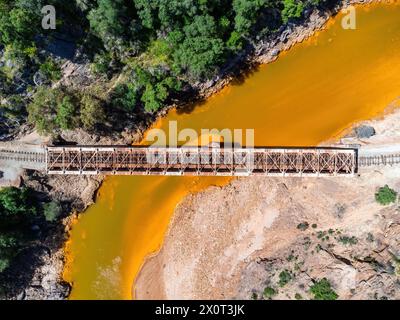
[375,185,397,205]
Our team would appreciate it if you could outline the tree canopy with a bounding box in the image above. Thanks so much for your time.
[1,0,328,127]
[0,187,37,273]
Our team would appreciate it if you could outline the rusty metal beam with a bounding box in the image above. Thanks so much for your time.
[45,146,357,177]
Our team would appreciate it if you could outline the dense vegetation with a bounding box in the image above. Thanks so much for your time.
[0,187,37,272]
[0,0,333,135]
[0,187,60,274]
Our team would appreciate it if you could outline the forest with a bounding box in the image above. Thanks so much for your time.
[0,0,333,135]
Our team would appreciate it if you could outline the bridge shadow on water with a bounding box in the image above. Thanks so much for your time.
[175,62,261,116]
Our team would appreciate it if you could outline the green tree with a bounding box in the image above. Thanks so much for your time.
[0,0,53,86]
[141,83,161,112]
[155,0,201,29]
[87,0,128,50]
[42,201,62,222]
[0,1,41,51]
[113,83,139,112]
[134,0,157,29]
[80,94,105,130]
[140,74,181,112]
[375,185,397,205]
[227,30,244,51]
[281,0,304,23]
[56,96,77,130]
[170,15,224,80]
[310,278,338,300]
[232,0,265,35]
[0,187,36,222]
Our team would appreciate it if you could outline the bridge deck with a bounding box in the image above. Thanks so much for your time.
[46,146,357,177]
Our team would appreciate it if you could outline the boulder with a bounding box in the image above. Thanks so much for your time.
[355,125,376,139]
[270,49,280,57]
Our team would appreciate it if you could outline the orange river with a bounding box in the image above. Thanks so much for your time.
[64,2,400,299]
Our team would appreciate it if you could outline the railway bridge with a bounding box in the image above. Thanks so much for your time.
[0,143,399,177]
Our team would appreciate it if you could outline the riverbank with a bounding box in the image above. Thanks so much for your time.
[0,0,393,299]
[135,101,400,300]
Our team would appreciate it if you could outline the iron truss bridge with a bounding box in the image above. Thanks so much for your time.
[44,146,357,177]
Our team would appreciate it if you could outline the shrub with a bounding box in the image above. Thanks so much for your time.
[278,270,292,287]
[297,222,309,231]
[141,83,160,112]
[39,58,62,82]
[375,185,397,205]
[310,278,338,300]
[263,287,277,299]
[338,236,358,245]
[43,201,62,222]
[295,293,303,300]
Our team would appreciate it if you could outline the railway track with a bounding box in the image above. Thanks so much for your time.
[0,149,46,164]
[358,153,400,167]
[1,144,400,177]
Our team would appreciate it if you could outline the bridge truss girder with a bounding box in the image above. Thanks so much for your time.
[46,146,356,177]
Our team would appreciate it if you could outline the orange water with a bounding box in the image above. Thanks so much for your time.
[65,3,400,299]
